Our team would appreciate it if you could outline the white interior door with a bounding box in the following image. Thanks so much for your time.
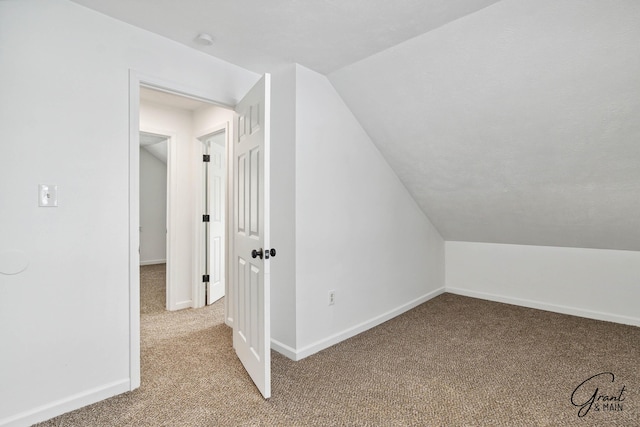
[233,74,271,399]
[207,136,226,305]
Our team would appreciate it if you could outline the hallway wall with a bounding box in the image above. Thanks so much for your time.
[139,147,167,265]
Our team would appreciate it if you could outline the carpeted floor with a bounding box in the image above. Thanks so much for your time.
[36,264,639,426]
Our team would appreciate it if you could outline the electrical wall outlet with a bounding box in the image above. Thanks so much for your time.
[328,290,336,306]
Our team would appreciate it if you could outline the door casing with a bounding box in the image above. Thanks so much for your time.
[195,123,231,310]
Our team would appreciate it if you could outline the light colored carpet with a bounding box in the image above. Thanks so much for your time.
[36,264,640,426]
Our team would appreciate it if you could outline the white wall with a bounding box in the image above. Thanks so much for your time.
[446,241,640,326]
[139,100,195,310]
[268,64,447,360]
[269,64,298,351]
[192,106,235,136]
[139,148,167,264]
[291,65,445,359]
[0,0,257,425]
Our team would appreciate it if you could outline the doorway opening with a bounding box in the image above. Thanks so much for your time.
[130,76,239,389]
[138,86,233,314]
[139,129,171,312]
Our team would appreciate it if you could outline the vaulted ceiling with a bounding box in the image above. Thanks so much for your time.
[72,0,640,251]
[329,0,640,251]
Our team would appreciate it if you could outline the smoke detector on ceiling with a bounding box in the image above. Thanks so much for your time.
[195,33,214,46]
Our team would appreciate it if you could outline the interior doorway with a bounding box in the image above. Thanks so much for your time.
[198,126,228,306]
[139,130,170,306]
[139,131,168,265]
[129,71,272,396]
[138,86,234,313]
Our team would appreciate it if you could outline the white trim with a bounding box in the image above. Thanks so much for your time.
[225,116,235,329]
[128,71,141,391]
[173,300,193,311]
[0,379,129,427]
[446,287,640,327]
[165,132,177,311]
[286,287,446,361]
[138,74,234,110]
[274,286,640,361]
[194,123,229,309]
[270,339,297,360]
[140,259,166,266]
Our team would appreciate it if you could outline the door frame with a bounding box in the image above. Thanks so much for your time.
[128,70,236,389]
[194,122,231,309]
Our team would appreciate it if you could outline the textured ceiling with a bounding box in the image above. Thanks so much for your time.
[69,0,500,74]
[330,0,640,251]
[71,0,640,251]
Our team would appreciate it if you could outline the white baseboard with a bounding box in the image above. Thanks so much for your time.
[277,287,446,361]
[169,300,192,311]
[0,379,130,427]
[271,339,297,360]
[446,287,640,327]
[140,259,166,266]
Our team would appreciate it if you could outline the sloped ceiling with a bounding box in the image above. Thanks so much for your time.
[330,0,640,251]
[70,0,640,251]
[140,132,168,164]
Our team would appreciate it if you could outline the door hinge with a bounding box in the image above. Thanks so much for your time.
[202,274,210,283]
[203,154,210,162]
[203,214,210,222]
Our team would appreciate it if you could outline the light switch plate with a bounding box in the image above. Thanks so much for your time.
[39,184,58,207]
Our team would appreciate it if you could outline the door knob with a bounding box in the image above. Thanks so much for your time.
[251,248,263,259]
[252,248,275,259]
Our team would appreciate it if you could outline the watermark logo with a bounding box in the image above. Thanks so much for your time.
[570,372,626,417]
